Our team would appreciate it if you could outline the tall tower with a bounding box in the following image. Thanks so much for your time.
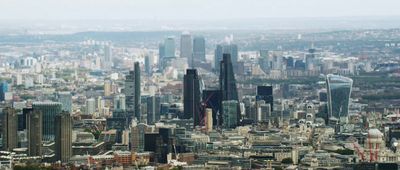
[326,74,353,121]
[183,69,201,127]
[25,108,42,156]
[54,112,72,163]
[180,32,192,60]
[256,86,273,111]
[32,102,62,141]
[125,70,135,119]
[103,45,113,70]
[220,54,238,101]
[147,95,161,125]
[2,107,18,151]
[193,36,206,66]
[214,44,238,72]
[134,62,141,121]
[164,37,175,58]
[0,81,8,101]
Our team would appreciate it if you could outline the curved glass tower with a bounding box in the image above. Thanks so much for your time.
[326,74,353,119]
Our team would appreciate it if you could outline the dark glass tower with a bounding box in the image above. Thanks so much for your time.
[147,95,161,125]
[220,54,238,101]
[183,69,201,126]
[134,62,141,121]
[219,54,239,125]
[2,107,18,151]
[32,102,62,141]
[256,86,274,111]
[54,112,72,163]
[125,62,141,121]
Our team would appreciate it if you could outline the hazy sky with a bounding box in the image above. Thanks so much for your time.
[0,0,399,20]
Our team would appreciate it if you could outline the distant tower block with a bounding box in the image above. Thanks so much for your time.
[206,108,213,133]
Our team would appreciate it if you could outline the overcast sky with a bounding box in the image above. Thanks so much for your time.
[0,0,399,20]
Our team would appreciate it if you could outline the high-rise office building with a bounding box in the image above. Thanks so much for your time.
[192,36,206,66]
[125,62,141,121]
[164,37,175,58]
[103,45,113,70]
[205,108,213,133]
[220,54,238,101]
[159,43,165,60]
[32,102,62,141]
[305,48,316,71]
[222,100,239,129]
[2,107,18,151]
[25,108,42,156]
[144,55,151,75]
[147,95,161,125]
[104,80,112,97]
[256,100,271,123]
[85,98,96,115]
[58,91,72,113]
[202,90,222,126]
[180,32,192,60]
[125,70,135,118]
[214,44,238,72]
[326,74,353,119]
[134,62,141,120]
[54,112,72,163]
[0,81,8,101]
[258,49,270,73]
[114,94,126,111]
[256,86,273,111]
[183,69,202,127]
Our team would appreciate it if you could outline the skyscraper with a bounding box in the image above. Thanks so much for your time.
[159,43,165,60]
[25,108,42,156]
[32,102,62,141]
[125,70,135,118]
[326,74,353,119]
[114,94,126,111]
[125,62,141,121]
[192,36,206,66]
[305,48,316,71]
[183,69,202,126]
[214,44,238,72]
[220,54,238,101]
[222,100,239,129]
[2,107,18,151]
[103,45,113,70]
[164,37,175,58]
[256,86,273,111]
[85,98,96,115]
[104,80,112,96]
[0,81,8,101]
[134,62,141,121]
[54,112,72,163]
[58,91,72,113]
[147,95,161,125]
[180,32,192,60]
[258,49,270,73]
[144,55,151,75]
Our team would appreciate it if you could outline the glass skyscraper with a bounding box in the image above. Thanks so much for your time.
[32,102,62,141]
[326,74,353,119]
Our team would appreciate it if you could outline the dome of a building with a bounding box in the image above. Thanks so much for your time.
[368,128,383,138]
